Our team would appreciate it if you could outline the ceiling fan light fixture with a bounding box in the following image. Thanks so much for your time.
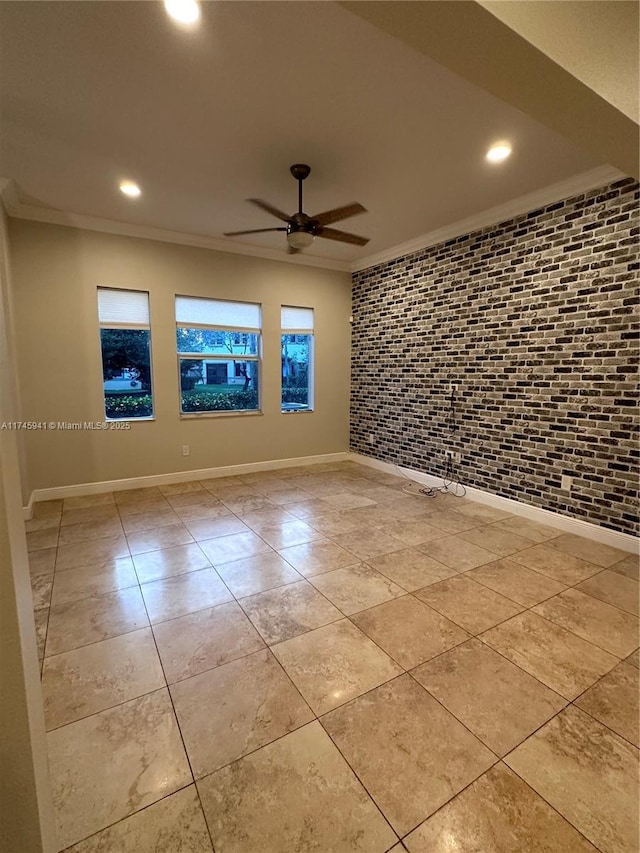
[287,230,315,249]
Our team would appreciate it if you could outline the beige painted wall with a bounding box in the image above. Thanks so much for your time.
[0,208,57,852]
[8,219,352,493]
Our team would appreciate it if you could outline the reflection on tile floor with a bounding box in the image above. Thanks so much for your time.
[27,461,639,851]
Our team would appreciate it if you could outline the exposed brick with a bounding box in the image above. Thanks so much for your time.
[350,179,639,536]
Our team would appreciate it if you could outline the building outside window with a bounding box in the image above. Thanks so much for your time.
[281,306,314,412]
[176,296,261,414]
[98,288,153,420]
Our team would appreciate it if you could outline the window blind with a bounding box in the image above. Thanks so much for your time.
[98,288,150,326]
[281,306,314,331]
[176,297,261,330]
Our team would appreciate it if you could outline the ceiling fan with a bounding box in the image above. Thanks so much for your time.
[224,164,369,252]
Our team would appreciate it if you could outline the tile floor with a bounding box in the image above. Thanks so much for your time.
[26,461,639,852]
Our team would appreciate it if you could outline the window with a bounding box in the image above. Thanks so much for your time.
[98,288,153,419]
[176,296,261,414]
[281,306,314,412]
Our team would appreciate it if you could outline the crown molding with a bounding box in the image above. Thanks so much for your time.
[2,165,626,277]
[351,165,626,273]
[0,181,351,274]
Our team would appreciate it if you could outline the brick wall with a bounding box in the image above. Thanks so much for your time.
[350,179,639,536]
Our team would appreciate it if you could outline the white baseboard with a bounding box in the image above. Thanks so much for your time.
[350,452,640,555]
[25,452,350,505]
[22,491,34,522]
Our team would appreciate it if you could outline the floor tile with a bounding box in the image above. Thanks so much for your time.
[352,595,469,669]
[141,567,232,623]
[322,675,494,836]
[173,499,231,522]
[236,506,297,532]
[183,515,249,542]
[58,518,124,546]
[419,535,496,571]
[480,611,619,699]
[46,587,149,656]
[215,551,302,598]
[115,486,164,505]
[305,511,369,537]
[153,601,264,683]
[309,562,405,615]
[512,544,601,585]
[26,527,59,552]
[575,660,639,747]
[159,481,207,497]
[32,498,63,518]
[56,535,129,571]
[47,688,191,849]
[197,721,397,853]
[332,528,406,561]
[491,516,562,543]
[458,524,534,557]
[533,588,639,658]
[404,762,598,853]
[42,628,165,730]
[221,495,276,514]
[31,572,53,610]
[383,518,449,547]
[116,496,172,517]
[50,558,138,607]
[577,569,639,616]
[414,575,523,633]
[320,492,377,510]
[256,519,323,550]
[169,491,228,511]
[419,509,479,534]
[275,497,332,520]
[63,493,115,511]
[611,554,639,580]
[278,538,357,576]
[29,547,57,577]
[272,619,402,715]
[367,548,457,591]
[413,639,566,756]
[259,487,312,506]
[64,786,213,852]
[34,606,48,661]
[627,648,639,668]
[61,504,119,528]
[120,508,181,534]
[454,503,513,523]
[549,533,629,568]
[239,580,342,644]
[505,706,639,853]
[466,558,567,606]
[132,542,211,584]
[198,530,272,565]
[126,523,194,555]
[170,649,313,777]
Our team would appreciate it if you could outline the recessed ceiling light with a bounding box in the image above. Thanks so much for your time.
[119,181,141,198]
[164,0,200,26]
[486,143,512,163]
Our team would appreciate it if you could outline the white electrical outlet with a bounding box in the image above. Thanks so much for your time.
[561,475,572,492]
[182,445,190,457]
[452,452,461,464]
[367,433,374,443]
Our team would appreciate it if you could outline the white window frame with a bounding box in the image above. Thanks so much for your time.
[175,296,262,417]
[281,306,314,414]
[97,287,154,421]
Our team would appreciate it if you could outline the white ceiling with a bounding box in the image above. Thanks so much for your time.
[0,1,610,267]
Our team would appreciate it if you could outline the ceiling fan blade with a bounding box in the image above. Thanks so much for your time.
[311,203,366,226]
[224,227,287,236]
[248,198,291,222]
[317,226,369,246]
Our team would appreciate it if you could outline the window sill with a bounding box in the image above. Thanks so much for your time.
[280,409,314,414]
[180,410,263,420]
[106,416,156,423]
